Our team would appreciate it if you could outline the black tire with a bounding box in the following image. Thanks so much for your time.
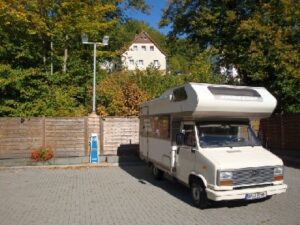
[152,165,164,180]
[264,195,272,201]
[191,179,209,209]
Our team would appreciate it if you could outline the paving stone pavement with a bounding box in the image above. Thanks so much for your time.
[0,165,299,225]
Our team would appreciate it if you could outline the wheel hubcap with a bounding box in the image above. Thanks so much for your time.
[192,187,200,201]
[153,167,158,175]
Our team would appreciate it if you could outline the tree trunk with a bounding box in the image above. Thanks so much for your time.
[63,35,68,73]
[50,41,53,75]
[43,40,46,66]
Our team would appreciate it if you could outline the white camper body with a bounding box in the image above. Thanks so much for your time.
[139,83,287,208]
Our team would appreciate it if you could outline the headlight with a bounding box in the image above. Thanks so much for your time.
[274,166,283,176]
[274,166,283,181]
[219,171,233,180]
[218,171,233,186]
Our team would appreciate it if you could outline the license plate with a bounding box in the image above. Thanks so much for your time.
[245,192,267,200]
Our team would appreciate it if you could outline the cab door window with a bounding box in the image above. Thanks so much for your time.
[183,124,196,147]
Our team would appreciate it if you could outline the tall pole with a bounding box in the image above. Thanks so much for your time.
[93,43,97,113]
[82,34,109,114]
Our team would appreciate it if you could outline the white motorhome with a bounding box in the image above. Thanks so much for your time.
[139,83,287,208]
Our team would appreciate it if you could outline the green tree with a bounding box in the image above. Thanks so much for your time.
[166,38,202,74]
[187,49,224,84]
[0,0,50,68]
[0,0,151,116]
[0,65,86,116]
[161,0,300,113]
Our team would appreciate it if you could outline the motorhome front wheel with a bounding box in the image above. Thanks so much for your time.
[191,179,209,209]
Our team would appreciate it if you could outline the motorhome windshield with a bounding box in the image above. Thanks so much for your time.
[197,123,261,148]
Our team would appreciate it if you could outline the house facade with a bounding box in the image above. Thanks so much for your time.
[121,32,166,71]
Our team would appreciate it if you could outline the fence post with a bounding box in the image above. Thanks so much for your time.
[100,118,104,155]
[84,117,89,156]
[87,113,101,156]
[42,116,46,146]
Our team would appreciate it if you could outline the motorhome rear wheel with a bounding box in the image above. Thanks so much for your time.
[152,165,164,180]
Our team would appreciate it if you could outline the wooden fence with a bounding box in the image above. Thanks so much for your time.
[1,114,298,159]
[0,117,87,159]
[0,118,44,159]
[0,116,139,159]
[260,114,300,157]
[101,117,139,156]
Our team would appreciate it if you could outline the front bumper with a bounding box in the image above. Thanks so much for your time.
[206,184,288,201]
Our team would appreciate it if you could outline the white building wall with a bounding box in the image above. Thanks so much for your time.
[122,43,166,71]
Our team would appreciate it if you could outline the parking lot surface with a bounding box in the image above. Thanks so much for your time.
[0,165,299,225]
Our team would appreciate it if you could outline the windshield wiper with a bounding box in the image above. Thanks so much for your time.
[224,143,233,148]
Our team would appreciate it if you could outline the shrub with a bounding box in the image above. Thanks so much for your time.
[96,73,149,116]
[30,146,54,162]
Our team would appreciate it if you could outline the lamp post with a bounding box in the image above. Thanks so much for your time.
[82,34,109,113]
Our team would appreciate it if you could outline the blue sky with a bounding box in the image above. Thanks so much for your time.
[125,0,171,34]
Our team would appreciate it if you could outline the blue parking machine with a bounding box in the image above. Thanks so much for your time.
[90,133,100,163]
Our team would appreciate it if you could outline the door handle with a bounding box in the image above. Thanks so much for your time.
[177,147,180,154]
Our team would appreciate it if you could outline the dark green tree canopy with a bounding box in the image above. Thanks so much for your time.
[161,0,300,113]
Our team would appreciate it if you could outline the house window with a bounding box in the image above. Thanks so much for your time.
[150,46,154,51]
[138,60,144,66]
[133,45,138,51]
[154,60,159,67]
[129,59,134,65]
[141,46,146,51]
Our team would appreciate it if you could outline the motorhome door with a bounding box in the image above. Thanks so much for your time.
[140,106,149,160]
[176,122,196,184]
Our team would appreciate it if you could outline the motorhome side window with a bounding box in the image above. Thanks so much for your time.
[208,86,261,97]
[172,87,187,101]
[140,116,170,139]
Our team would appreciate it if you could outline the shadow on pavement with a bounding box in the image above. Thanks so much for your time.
[283,161,300,170]
[119,163,193,206]
[119,161,270,209]
[212,197,270,209]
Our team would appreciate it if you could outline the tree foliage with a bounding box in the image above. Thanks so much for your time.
[161,0,300,113]
[96,72,150,116]
[95,60,220,116]
[0,0,165,117]
[3,0,297,116]
[0,65,86,116]
[1,0,222,117]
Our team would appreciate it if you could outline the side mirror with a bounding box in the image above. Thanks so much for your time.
[176,133,184,146]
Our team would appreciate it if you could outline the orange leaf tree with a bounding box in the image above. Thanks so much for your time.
[96,73,149,116]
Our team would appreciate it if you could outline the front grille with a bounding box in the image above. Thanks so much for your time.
[232,167,274,186]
